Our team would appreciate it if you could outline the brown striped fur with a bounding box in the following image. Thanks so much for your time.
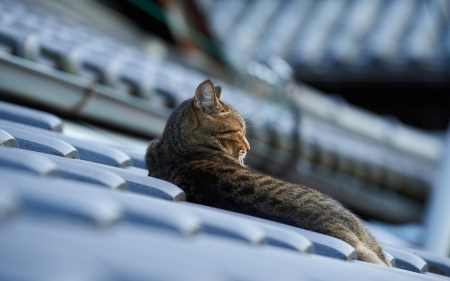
[146,80,391,267]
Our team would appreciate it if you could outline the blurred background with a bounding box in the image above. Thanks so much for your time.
[1,0,450,255]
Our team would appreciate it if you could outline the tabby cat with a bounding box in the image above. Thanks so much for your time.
[146,80,391,267]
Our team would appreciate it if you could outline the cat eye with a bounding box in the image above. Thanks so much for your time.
[220,129,240,135]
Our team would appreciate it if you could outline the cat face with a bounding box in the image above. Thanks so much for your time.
[189,80,250,166]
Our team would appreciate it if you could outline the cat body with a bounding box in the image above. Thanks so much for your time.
[146,80,391,267]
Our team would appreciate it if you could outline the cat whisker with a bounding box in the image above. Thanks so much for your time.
[243,116,254,122]
[240,112,255,123]
[239,110,251,117]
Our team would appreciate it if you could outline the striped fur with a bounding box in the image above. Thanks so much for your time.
[146,80,391,267]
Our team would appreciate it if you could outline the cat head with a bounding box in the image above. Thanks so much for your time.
[167,80,250,166]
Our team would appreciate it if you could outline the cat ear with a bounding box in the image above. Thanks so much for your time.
[215,86,222,100]
[194,80,219,111]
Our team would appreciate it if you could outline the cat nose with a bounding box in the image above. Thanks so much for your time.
[244,138,250,152]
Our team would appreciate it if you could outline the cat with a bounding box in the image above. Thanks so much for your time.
[146,80,391,267]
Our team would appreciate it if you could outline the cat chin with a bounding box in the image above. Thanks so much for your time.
[238,155,247,168]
